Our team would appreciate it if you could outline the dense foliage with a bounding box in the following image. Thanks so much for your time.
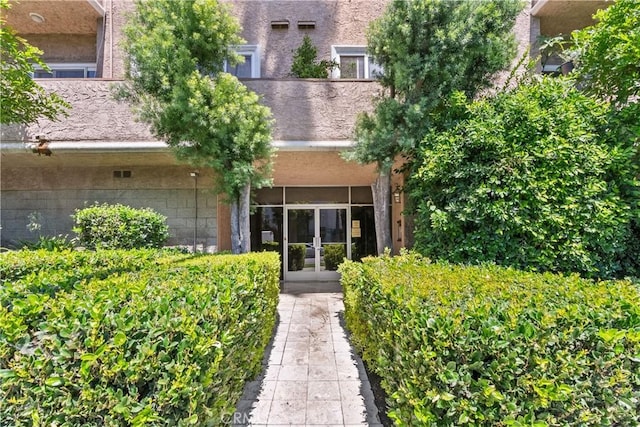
[122,0,273,253]
[572,0,640,105]
[409,77,639,279]
[0,0,68,124]
[290,35,336,78]
[340,253,640,426]
[349,0,523,164]
[0,249,280,425]
[73,203,169,250]
[346,0,523,253]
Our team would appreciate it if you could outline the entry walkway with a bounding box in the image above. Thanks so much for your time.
[234,282,383,426]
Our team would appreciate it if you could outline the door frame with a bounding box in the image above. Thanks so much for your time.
[284,204,350,281]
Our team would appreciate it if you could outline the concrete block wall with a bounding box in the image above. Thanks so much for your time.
[0,188,216,248]
[0,162,218,248]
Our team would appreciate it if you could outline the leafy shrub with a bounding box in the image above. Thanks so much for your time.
[19,234,74,251]
[73,203,169,249]
[287,243,306,270]
[261,241,280,252]
[324,243,346,271]
[409,77,639,279]
[340,252,640,426]
[0,250,280,425]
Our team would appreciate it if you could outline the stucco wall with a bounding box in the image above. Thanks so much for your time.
[246,79,379,141]
[229,0,388,79]
[1,79,378,144]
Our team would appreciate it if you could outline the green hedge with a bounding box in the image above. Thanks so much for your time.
[340,252,640,426]
[73,203,169,249]
[287,244,306,271]
[0,250,280,426]
[324,243,346,271]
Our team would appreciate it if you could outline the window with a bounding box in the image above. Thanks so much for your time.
[32,63,97,78]
[331,46,381,79]
[224,45,260,78]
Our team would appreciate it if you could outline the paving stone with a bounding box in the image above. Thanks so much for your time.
[277,364,309,381]
[268,400,307,424]
[308,364,338,381]
[308,380,341,401]
[235,285,381,426]
[306,400,343,424]
[273,380,308,401]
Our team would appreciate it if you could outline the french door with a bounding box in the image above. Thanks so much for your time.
[285,206,348,281]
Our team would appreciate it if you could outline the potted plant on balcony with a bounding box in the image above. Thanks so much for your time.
[290,35,337,78]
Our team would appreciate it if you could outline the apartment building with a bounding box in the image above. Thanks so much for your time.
[0,0,607,281]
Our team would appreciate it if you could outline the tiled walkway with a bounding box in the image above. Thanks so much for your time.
[234,282,382,426]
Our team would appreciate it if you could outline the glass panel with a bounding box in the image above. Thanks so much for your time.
[351,186,373,204]
[250,207,283,252]
[254,187,283,205]
[286,187,349,204]
[351,206,377,262]
[287,209,315,272]
[34,70,54,78]
[320,208,347,271]
[340,56,365,79]
[56,69,85,78]
[228,54,252,78]
[368,57,383,79]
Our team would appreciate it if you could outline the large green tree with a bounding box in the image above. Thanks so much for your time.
[345,0,523,254]
[0,0,68,124]
[572,0,640,105]
[122,0,273,253]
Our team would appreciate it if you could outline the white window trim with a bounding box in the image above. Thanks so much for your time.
[330,45,379,79]
[32,62,97,78]
[225,44,261,78]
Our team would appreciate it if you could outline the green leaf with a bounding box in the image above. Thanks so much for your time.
[113,331,127,346]
[45,376,64,387]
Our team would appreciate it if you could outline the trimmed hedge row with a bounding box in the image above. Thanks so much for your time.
[340,252,640,426]
[0,250,280,426]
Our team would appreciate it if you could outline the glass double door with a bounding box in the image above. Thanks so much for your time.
[285,206,347,281]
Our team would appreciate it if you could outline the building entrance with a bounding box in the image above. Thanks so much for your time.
[250,187,377,281]
[286,206,347,281]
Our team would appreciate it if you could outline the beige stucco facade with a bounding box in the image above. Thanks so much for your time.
[1,0,609,266]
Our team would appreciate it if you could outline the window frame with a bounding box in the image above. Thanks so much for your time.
[224,44,261,78]
[31,63,97,78]
[330,45,380,79]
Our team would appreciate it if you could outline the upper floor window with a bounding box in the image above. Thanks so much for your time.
[32,63,97,78]
[331,46,381,79]
[224,45,260,78]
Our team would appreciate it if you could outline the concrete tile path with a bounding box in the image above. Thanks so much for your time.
[234,281,383,426]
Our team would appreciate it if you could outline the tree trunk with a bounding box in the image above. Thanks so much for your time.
[230,182,252,254]
[230,196,241,254]
[372,167,393,255]
[238,181,251,253]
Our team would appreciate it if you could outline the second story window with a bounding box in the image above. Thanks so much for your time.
[32,63,97,78]
[331,46,381,79]
[224,45,261,78]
